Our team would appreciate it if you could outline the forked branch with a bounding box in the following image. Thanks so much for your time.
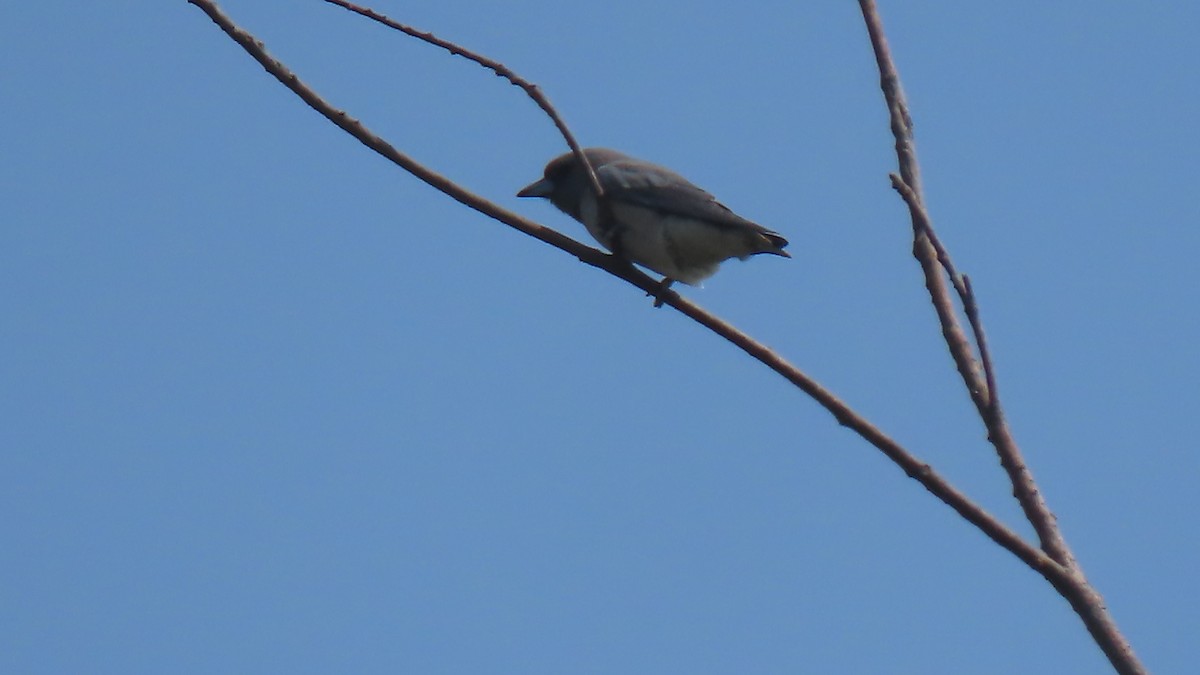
[859,1,1144,672]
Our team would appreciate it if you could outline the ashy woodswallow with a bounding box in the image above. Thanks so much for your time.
[517,148,789,286]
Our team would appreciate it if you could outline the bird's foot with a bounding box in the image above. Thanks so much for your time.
[647,278,675,308]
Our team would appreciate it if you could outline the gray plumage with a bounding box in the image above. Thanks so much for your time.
[517,148,789,285]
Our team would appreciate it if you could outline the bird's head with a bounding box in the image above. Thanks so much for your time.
[517,148,628,219]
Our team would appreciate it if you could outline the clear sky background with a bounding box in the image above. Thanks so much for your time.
[3,2,1197,673]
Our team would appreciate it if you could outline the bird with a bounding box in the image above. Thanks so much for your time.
[517,148,790,287]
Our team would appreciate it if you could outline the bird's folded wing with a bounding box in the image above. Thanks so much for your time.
[597,161,768,234]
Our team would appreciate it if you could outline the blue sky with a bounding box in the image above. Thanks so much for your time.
[3,2,1197,673]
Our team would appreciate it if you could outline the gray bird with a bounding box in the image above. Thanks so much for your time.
[517,148,789,286]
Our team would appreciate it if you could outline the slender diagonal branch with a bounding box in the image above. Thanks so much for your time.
[318,0,606,204]
[891,175,989,410]
[962,275,999,413]
[859,2,922,201]
[859,2,1145,673]
[185,0,1064,584]
[868,3,1071,565]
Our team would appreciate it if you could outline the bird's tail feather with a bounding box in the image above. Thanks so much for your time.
[759,231,790,257]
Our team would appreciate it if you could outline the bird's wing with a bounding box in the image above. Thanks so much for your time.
[596,160,768,233]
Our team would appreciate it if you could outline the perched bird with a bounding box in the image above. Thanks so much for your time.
[517,148,789,286]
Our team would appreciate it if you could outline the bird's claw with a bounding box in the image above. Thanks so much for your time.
[647,278,675,308]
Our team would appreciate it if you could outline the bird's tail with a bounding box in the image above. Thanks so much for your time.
[759,231,791,258]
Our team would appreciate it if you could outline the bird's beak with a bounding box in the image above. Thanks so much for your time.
[516,178,553,198]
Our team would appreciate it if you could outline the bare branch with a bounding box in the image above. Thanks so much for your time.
[860,1,1145,673]
[870,7,1075,566]
[891,174,990,410]
[185,0,1061,583]
[962,275,999,413]
[859,0,922,200]
[869,3,1074,568]
[318,0,607,204]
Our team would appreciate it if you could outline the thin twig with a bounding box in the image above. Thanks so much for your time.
[318,0,606,204]
[890,177,1069,595]
[186,0,1062,584]
[872,12,1072,563]
[890,175,989,409]
[859,0,922,200]
[859,2,1145,673]
[925,223,970,299]
[961,275,998,412]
